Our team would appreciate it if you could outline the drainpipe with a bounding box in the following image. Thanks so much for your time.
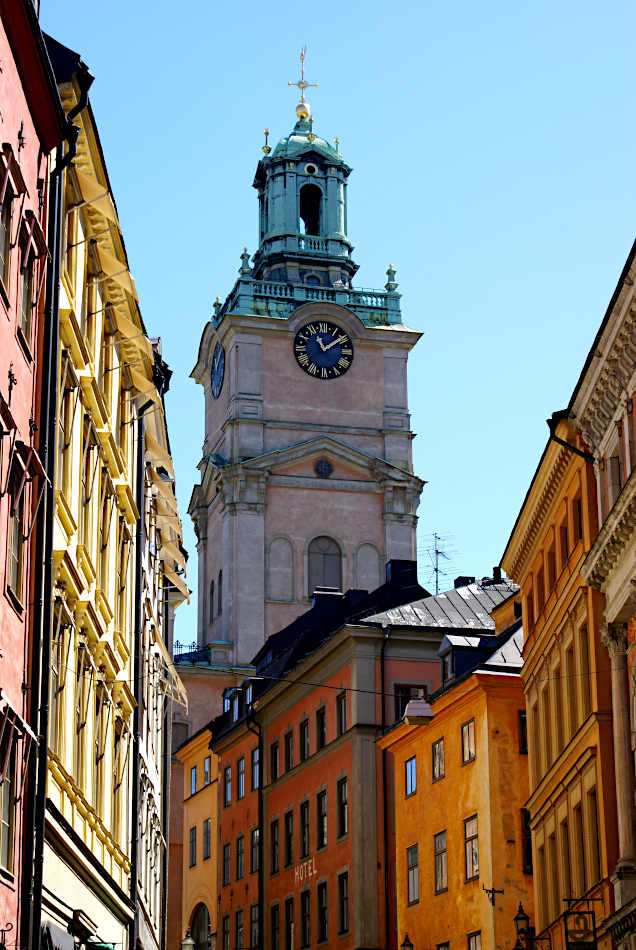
[380,625,392,950]
[129,415,145,950]
[23,115,81,950]
[160,582,171,950]
[246,709,263,950]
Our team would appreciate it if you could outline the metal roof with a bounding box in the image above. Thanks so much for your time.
[366,578,519,631]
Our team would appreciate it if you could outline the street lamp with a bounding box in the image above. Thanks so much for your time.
[181,929,195,950]
[512,904,552,949]
[514,904,530,938]
[401,935,414,950]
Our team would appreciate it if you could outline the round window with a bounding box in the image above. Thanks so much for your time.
[314,459,333,479]
[305,163,317,175]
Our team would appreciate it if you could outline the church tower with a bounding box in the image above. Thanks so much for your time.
[189,59,424,668]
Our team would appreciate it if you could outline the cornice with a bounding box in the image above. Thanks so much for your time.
[507,446,571,582]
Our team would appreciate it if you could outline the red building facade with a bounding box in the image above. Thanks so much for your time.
[208,567,517,950]
[0,0,65,939]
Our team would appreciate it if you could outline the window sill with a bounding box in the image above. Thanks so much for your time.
[0,277,9,311]
[465,876,479,884]
[407,899,419,906]
[432,774,445,784]
[405,790,417,799]
[316,843,328,854]
[461,757,476,767]
[16,325,33,363]
[0,865,15,886]
[435,887,448,896]
[336,832,349,843]
[5,584,24,618]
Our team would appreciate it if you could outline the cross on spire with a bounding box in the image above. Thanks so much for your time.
[288,46,317,103]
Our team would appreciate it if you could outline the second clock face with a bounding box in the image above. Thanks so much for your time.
[293,321,354,379]
[211,342,225,399]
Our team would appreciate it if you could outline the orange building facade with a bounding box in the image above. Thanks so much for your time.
[502,415,618,948]
[379,589,534,950]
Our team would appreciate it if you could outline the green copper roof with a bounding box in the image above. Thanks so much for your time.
[270,118,344,164]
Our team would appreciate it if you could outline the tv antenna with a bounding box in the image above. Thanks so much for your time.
[419,532,458,595]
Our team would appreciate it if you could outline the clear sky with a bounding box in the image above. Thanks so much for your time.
[40,0,635,642]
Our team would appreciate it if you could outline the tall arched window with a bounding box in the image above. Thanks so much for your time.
[299,184,322,235]
[218,569,223,614]
[191,903,211,950]
[308,536,342,594]
[209,580,214,623]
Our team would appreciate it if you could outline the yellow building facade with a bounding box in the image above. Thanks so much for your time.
[502,417,617,948]
[38,38,188,950]
[379,592,534,950]
[175,725,219,950]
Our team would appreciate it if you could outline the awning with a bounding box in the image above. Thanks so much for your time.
[0,144,26,202]
[163,568,190,604]
[158,537,186,569]
[107,303,154,361]
[92,245,138,301]
[42,921,76,950]
[129,368,161,408]
[71,165,120,228]
[145,431,174,477]
[151,629,188,708]
[150,470,177,507]
[154,497,177,520]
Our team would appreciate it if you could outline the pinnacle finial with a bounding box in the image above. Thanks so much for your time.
[239,248,251,276]
[288,46,317,120]
[263,128,271,155]
[385,264,398,292]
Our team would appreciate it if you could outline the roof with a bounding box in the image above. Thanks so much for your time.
[366,578,519,631]
[269,117,345,166]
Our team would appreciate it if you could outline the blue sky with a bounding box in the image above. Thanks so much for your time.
[40,0,635,640]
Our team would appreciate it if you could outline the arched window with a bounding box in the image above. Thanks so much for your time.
[191,903,211,950]
[268,537,295,601]
[218,569,223,614]
[208,580,214,623]
[355,542,382,593]
[308,536,342,594]
[299,184,322,235]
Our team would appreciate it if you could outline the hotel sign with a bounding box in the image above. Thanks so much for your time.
[294,858,318,885]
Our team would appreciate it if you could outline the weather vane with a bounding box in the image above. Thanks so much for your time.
[288,46,317,105]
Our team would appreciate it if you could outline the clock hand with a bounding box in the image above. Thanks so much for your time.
[315,336,328,352]
[323,334,348,351]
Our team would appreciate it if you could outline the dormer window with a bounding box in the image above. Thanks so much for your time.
[232,693,239,722]
[245,683,253,705]
[443,652,453,683]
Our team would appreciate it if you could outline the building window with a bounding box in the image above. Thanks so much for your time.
[223,765,231,806]
[271,905,280,950]
[300,719,310,762]
[0,738,14,872]
[222,842,231,884]
[238,757,245,799]
[407,844,419,903]
[337,872,349,934]
[251,828,260,873]
[435,831,447,893]
[465,816,479,881]
[336,692,347,736]
[317,789,327,849]
[235,910,243,950]
[405,756,416,796]
[300,801,310,858]
[204,756,211,785]
[232,693,239,722]
[432,737,445,782]
[0,177,12,289]
[250,905,259,950]
[300,891,311,948]
[317,881,328,943]
[284,732,294,772]
[284,811,294,867]
[270,819,280,874]
[7,471,24,600]
[521,809,533,873]
[395,684,427,720]
[337,778,348,838]
[209,579,214,622]
[437,944,450,950]
[271,740,280,780]
[222,917,230,950]
[18,240,35,345]
[190,766,197,796]
[308,535,342,593]
[316,707,327,750]
[251,747,260,790]
[218,569,223,613]
[285,898,294,950]
[468,933,481,950]
[236,834,245,879]
[518,710,528,753]
[462,719,475,763]
[189,826,196,867]
[203,818,211,860]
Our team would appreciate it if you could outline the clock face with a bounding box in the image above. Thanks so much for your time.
[293,321,354,379]
[211,342,225,399]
